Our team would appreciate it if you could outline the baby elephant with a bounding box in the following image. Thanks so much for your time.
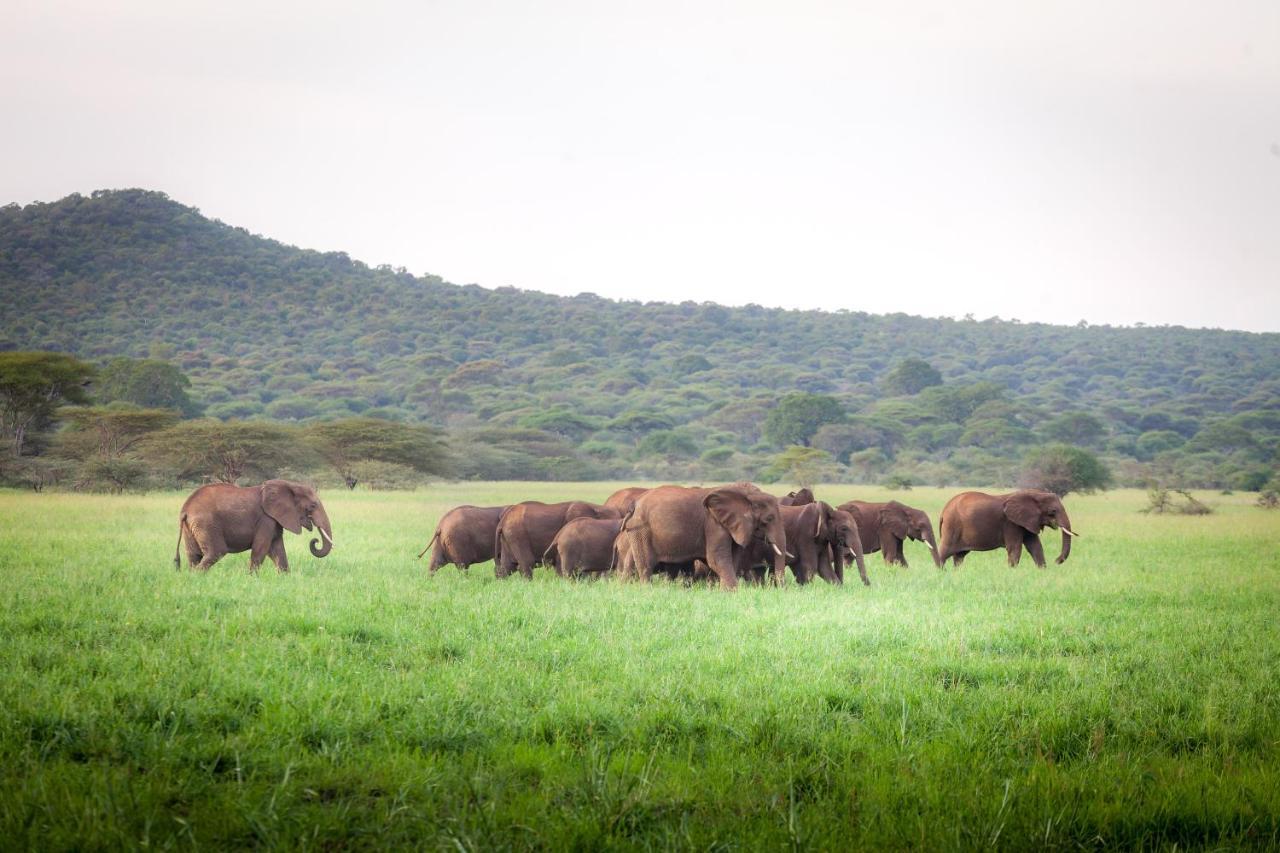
[175,479,334,573]
[543,517,623,578]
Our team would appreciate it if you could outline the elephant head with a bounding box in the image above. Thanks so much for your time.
[879,501,941,567]
[704,487,787,583]
[262,480,334,557]
[1003,490,1077,564]
[780,488,815,506]
[826,507,869,585]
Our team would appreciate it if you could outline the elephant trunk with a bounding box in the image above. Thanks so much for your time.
[309,506,334,558]
[923,524,943,568]
[1055,508,1072,565]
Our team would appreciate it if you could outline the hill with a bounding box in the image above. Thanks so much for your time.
[2,189,1277,486]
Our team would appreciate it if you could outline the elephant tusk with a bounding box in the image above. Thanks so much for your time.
[771,542,783,557]
[1061,528,1079,538]
[320,527,335,546]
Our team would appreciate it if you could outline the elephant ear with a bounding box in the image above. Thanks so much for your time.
[705,489,755,548]
[1004,493,1042,534]
[261,480,303,534]
[878,503,909,539]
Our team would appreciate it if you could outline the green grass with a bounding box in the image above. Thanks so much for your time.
[2,484,1279,850]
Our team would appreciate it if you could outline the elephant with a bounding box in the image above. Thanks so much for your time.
[174,479,333,573]
[494,500,621,578]
[938,489,1078,568]
[544,517,623,577]
[779,487,815,506]
[838,500,941,568]
[827,508,871,586]
[616,484,787,590]
[604,486,649,515]
[417,504,509,573]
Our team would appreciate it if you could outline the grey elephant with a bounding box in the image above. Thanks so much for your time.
[174,479,334,573]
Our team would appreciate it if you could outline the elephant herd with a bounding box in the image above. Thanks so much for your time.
[418,484,1079,591]
[169,478,1077,586]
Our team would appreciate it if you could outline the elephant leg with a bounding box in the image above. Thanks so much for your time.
[1003,526,1024,567]
[193,550,225,572]
[951,551,968,568]
[268,535,289,573]
[1024,534,1047,568]
[458,562,470,573]
[249,523,276,574]
[706,542,739,590]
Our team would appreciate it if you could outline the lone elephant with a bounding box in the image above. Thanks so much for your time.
[838,500,941,568]
[617,484,787,590]
[543,517,623,577]
[938,489,1078,568]
[174,479,334,573]
[418,504,509,573]
[494,500,621,578]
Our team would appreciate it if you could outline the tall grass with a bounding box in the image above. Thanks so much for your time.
[1,484,1278,849]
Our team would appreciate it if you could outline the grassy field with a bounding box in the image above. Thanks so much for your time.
[2,483,1279,850]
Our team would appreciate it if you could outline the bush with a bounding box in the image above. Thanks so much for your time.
[1019,445,1112,496]
[1141,488,1212,515]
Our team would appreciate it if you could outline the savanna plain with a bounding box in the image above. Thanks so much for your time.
[2,483,1279,850]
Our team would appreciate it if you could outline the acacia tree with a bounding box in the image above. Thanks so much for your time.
[144,420,305,484]
[304,417,448,489]
[0,351,94,457]
[55,406,179,492]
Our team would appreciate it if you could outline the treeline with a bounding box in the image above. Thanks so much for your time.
[0,352,446,492]
[1,189,1278,490]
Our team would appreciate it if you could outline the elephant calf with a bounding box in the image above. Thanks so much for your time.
[418,504,509,573]
[938,489,1078,568]
[494,500,621,579]
[543,517,622,577]
[175,479,334,573]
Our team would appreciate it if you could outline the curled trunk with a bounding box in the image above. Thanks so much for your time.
[309,506,334,558]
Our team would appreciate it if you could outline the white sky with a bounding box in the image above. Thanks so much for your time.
[3,1,1279,332]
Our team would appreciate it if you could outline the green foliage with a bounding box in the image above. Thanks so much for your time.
[0,351,94,457]
[93,357,201,416]
[637,429,699,460]
[1020,445,1113,496]
[304,417,449,489]
[882,357,942,395]
[142,420,305,484]
[2,190,1279,487]
[763,393,845,448]
[759,445,833,486]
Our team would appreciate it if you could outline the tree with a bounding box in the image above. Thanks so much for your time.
[759,445,832,487]
[304,417,449,489]
[0,351,94,457]
[143,420,305,484]
[1019,445,1112,496]
[1040,411,1106,446]
[94,357,201,416]
[763,393,845,447]
[882,358,942,396]
[57,406,178,458]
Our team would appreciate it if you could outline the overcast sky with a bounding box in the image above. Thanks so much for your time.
[3,1,1278,332]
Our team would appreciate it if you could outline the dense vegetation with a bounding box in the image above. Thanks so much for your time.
[2,190,1277,487]
[2,485,1278,848]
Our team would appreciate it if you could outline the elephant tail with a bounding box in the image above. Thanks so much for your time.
[174,513,187,570]
[417,530,440,561]
[543,542,559,573]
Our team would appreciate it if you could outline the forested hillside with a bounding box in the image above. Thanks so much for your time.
[2,189,1277,487]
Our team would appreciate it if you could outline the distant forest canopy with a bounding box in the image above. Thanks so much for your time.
[1,188,1277,490]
